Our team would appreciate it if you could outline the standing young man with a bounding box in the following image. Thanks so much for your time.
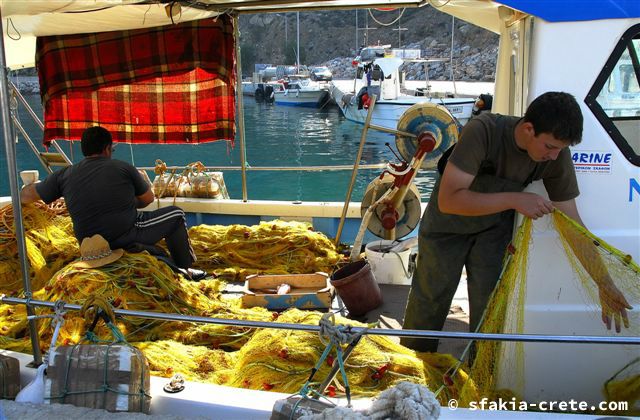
[21,126,206,280]
[402,92,630,352]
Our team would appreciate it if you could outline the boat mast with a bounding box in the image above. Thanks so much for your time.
[0,10,43,365]
[234,14,248,201]
[296,12,300,71]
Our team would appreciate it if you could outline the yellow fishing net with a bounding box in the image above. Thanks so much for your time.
[459,210,639,415]
[189,221,341,281]
[0,202,471,402]
[0,202,77,293]
[603,357,640,416]
[4,200,636,413]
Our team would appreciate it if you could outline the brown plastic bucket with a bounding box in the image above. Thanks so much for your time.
[330,260,383,316]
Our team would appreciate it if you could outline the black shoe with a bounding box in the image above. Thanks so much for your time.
[186,268,208,281]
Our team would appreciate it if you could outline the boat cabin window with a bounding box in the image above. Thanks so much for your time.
[587,24,640,166]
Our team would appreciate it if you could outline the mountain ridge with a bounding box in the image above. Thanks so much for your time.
[238,8,499,81]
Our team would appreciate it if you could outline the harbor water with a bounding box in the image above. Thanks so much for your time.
[0,92,437,203]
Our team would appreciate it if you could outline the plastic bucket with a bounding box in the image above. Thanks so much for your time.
[330,260,382,316]
[365,240,411,285]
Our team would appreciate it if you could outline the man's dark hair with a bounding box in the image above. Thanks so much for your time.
[81,126,112,156]
[523,92,583,146]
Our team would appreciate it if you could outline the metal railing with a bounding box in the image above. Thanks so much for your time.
[3,296,640,346]
[138,163,389,172]
[8,80,72,173]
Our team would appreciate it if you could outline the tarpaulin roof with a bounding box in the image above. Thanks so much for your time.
[4,0,638,70]
[498,0,640,22]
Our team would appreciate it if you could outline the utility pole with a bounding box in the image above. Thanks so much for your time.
[356,10,376,48]
[392,12,407,49]
[355,9,358,54]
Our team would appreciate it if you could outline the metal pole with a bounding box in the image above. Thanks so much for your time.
[334,94,377,245]
[398,12,401,48]
[355,9,358,54]
[233,14,249,202]
[296,12,300,69]
[450,15,457,94]
[137,163,388,172]
[8,81,43,131]
[0,13,43,366]
[2,296,640,345]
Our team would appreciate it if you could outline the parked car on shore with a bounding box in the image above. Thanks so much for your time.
[310,66,332,81]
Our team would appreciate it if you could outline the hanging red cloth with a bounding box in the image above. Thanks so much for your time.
[36,16,236,146]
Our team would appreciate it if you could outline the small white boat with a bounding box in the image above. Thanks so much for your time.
[331,55,476,129]
[242,80,283,102]
[273,77,330,107]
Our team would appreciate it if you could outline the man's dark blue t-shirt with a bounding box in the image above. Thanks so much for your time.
[36,157,149,242]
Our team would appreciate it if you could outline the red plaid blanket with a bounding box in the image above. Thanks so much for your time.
[36,16,236,146]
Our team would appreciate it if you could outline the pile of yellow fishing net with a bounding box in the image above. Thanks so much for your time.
[0,202,468,406]
[1,201,638,414]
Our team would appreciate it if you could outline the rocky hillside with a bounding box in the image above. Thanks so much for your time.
[238,7,498,81]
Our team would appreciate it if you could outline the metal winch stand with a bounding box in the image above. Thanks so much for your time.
[335,98,459,260]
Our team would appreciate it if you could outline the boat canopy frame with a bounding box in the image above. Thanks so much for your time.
[3,0,640,371]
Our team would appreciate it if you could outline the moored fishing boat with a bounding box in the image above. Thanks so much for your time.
[1,1,639,418]
[273,76,331,107]
[330,50,477,128]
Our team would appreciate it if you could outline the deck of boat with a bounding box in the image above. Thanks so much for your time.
[356,283,471,357]
[225,276,471,358]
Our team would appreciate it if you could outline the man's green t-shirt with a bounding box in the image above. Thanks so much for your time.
[448,113,579,202]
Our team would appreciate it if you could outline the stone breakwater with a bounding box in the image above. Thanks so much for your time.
[11,76,40,94]
[322,43,498,82]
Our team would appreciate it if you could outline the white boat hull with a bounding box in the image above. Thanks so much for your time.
[274,89,329,107]
[330,82,475,129]
[5,350,604,419]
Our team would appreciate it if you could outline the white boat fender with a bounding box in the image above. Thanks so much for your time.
[16,300,66,404]
[15,364,46,404]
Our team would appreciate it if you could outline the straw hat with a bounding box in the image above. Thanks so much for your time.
[75,234,124,268]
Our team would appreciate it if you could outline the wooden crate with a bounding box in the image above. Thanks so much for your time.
[45,344,151,413]
[0,354,20,399]
[241,272,333,311]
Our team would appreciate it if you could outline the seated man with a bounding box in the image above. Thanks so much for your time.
[20,126,206,280]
